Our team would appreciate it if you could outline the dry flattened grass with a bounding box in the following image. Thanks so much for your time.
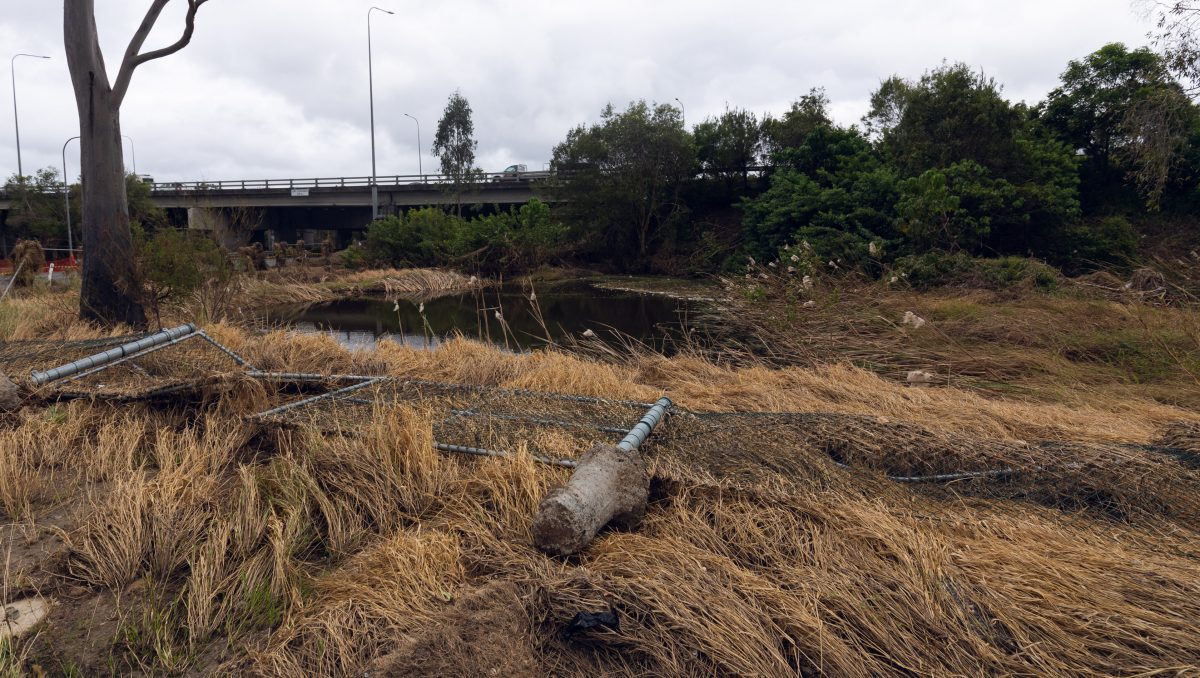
[719,273,1200,406]
[3,301,1200,674]
[515,483,1200,677]
[216,267,475,316]
[1160,421,1200,454]
[200,323,1200,447]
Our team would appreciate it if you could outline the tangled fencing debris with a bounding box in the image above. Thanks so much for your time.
[0,326,250,401]
[249,372,670,468]
[4,324,1199,531]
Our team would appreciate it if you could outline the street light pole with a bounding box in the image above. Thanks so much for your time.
[674,97,686,128]
[403,113,422,177]
[367,6,393,220]
[123,135,136,176]
[11,53,51,182]
[62,136,79,257]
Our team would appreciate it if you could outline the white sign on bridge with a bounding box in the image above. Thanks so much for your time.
[290,188,310,197]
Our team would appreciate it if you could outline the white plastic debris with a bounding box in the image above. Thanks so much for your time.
[582,329,596,338]
[902,311,926,329]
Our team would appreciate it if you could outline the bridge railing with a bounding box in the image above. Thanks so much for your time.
[147,171,555,193]
[1,166,774,200]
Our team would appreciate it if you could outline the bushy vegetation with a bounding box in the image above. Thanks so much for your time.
[535,42,1200,282]
[355,199,566,275]
[6,42,1198,289]
[134,226,231,323]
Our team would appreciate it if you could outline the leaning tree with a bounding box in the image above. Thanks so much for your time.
[64,0,210,328]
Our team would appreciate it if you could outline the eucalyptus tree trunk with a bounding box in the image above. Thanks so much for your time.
[63,0,209,328]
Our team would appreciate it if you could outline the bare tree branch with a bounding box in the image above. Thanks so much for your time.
[112,0,209,105]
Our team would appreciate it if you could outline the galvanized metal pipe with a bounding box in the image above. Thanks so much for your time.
[434,442,578,468]
[339,396,630,435]
[53,331,206,385]
[245,371,383,383]
[30,323,197,386]
[195,330,254,369]
[618,396,673,452]
[244,373,659,410]
[250,376,386,420]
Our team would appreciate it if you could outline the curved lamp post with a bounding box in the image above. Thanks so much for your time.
[123,134,136,176]
[11,53,51,182]
[403,113,422,177]
[367,6,393,219]
[61,135,79,257]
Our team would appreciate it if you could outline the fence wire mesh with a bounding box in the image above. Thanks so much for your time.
[1,329,249,400]
[4,331,1198,530]
[253,377,660,466]
[652,410,1200,529]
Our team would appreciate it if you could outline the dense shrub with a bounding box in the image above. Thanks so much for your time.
[135,226,231,321]
[1048,215,1140,273]
[359,200,565,275]
[893,251,1060,290]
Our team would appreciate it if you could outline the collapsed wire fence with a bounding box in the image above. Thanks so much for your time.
[3,324,1199,527]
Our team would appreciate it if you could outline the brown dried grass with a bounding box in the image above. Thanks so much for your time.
[3,293,1200,675]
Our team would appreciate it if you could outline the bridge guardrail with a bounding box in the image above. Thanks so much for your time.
[0,166,772,200]
[147,172,554,193]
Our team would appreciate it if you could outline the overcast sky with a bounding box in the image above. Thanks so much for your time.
[1,1,1153,183]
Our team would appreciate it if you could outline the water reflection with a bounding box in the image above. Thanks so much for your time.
[267,281,693,352]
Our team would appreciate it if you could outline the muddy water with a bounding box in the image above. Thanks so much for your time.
[265,279,701,352]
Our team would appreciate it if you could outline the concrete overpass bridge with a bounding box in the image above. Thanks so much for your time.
[0,172,557,249]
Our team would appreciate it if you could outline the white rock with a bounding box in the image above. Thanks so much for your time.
[906,370,936,387]
[1,596,49,639]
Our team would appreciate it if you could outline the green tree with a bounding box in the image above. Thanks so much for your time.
[2,168,72,246]
[763,87,832,156]
[552,101,696,264]
[894,162,1011,252]
[134,226,230,326]
[126,174,168,232]
[1039,42,1196,207]
[432,90,480,215]
[65,0,212,328]
[865,63,1025,176]
[694,107,764,189]
[460,199,567,274]
[741,124,900,268]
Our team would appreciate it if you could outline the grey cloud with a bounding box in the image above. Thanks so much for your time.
[2,0,1154,183]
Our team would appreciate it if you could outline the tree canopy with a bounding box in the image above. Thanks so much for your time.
[552,101,695,265]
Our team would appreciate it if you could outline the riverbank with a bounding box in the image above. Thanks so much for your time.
[1,272,1198,675]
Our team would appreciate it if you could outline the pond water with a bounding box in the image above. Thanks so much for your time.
[264,280,699,352]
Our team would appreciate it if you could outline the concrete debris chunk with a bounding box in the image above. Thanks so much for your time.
[532,443,650,556]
